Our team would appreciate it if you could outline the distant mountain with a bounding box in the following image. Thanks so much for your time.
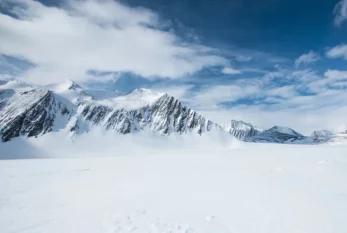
[1,79,346,144]
[248,126,306,143]
[223,120,262,140]
[312,130,333,138]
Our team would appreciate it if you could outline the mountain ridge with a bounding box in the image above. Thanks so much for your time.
[0,79,345,144]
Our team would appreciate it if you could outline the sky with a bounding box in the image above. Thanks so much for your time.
[1,0,347,134]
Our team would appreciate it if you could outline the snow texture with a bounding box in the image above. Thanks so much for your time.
[0,140,347,233]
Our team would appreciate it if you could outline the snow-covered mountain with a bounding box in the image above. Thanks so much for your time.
[248,126,306,143]
[0,80,220,142]
[223,120,262,140]
[1,79,345,144]
[0,80,72,142]
[312,130,333,138]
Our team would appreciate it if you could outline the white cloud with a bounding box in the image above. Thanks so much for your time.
[194,81,347,134]
[262,71,285,81]
[85,71,121,84]
[266,85,297,99]
[294,51,320,68]
[0,74,13,80]
[324,69,347,81]
[334,0,347,26]
[221,67,241,75]
[152,84,194,101]
[187,84,260,109]
[0,0,229,85]
[291,69,320,83]
[326,44,347,59]
[308,69,347,92]
[186,81,298,111]
[200,106,347,135]
[181,68,347,134]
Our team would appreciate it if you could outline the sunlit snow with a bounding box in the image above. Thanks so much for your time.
[1,132,347,233]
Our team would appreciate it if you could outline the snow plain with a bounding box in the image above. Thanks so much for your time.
[1,133,347,233]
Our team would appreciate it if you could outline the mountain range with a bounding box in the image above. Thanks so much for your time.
[0,79,346,144]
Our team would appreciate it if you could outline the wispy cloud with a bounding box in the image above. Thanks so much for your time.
[0,0,229,85]
[326,44,347,59]
[221,67,242,75]
[152,84,194,101]
[334,0,347,26]
[185,84,260,110]
[234,55,252,62]
[294,51,320,68]
[324,69,347,81]
[197,85,347,134]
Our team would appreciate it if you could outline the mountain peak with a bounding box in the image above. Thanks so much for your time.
[64,79,82,90]
[266,126,303,137]
[45,79,82,93]
[124,88,165,102]
[129,88,161,95]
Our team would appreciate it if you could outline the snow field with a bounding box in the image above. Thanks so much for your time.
[1,143,347,233]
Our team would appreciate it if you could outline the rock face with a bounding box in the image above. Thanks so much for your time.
[0,81,218,142]
[70,93,218,136]
[224,120,262,140]
[249,126,306,143]
[0,88,72,142]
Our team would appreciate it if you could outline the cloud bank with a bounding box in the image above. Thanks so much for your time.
[0,0,229,85]
[326,44,347,60]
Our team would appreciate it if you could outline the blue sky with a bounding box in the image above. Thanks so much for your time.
[1,0,347,133]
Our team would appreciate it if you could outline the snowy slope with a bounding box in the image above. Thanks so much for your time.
[1,143,347,233]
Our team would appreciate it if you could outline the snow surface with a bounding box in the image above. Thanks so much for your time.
[1,132,347,233]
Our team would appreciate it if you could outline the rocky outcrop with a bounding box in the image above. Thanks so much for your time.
[74,94,218,136]
[0,89,72,141]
